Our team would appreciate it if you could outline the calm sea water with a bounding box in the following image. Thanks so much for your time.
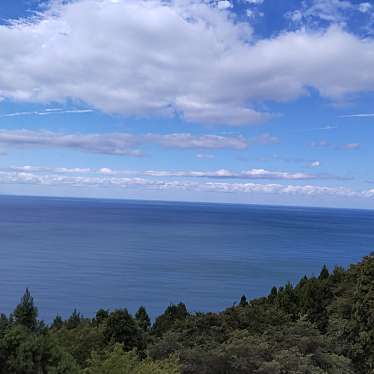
[1,195,374,321]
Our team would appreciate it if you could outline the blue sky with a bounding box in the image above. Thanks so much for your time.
[0,0,373,208]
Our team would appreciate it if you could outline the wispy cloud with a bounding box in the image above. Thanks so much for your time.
[343,143,361,150]
[251,133,280,145]
[311,140,361,150]
[196,153,215,160]
[311,140,332,148]
[340,113,374,118]
[0,130,248,156]
[1,109,94,118]
[302,125,338,132]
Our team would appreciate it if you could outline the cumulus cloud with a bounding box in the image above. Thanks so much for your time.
[0,130,248,155]
[0,0,373,125]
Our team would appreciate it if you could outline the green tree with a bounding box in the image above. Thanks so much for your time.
[239,295,248,307]
[95,309,109,326]
[349,253,374,373]
[153,303,188,335]
[0,325,79,374]
[51,315,64,330]
[135,306,151,332]
[319,265,330,280]
[299,277,332,332]
[13,288,38,331]
[84,344,180,374]
[65,309,82,330]
[268,286,278,303]
[104,309,144,351]
[277,282,299,320]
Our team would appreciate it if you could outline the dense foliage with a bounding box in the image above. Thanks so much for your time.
[1,253,374,373]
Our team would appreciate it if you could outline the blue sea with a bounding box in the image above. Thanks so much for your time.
[1,195,374,321]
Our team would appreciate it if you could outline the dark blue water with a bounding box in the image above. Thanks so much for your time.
[1,195,374,321]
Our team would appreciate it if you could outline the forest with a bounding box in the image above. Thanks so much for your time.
[0,252,373,374]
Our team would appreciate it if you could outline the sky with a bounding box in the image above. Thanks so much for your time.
[0,0,373,208]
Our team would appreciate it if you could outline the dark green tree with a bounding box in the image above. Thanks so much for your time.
[0,325,80,374]
[103,309,144,351]
[319,264,330,280]
[299,277,332,332]
[13,288,38,330]
[349,253,374,373]
[153,303,188,335]
[277,282,299,320]
[135,306,151,332]
[95,309,109,326]
[66,309,82,330]
[51,315,64,330]
[268,286,278,303]
[239,295,248,307]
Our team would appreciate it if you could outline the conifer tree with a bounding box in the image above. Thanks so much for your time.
[95,308,109,325]
[349,253,374,373]
[51,314,63,330]
[239,295,248,307]
[13,288,38,330]
[135,306,151,332]
[319,265,330,280]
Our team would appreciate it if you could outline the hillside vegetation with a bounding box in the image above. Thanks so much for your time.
[1,253,374,373]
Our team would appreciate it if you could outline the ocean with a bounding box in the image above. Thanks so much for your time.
[1,195,374,321]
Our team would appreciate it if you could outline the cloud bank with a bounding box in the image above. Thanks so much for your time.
[0,169,371,199]
[0,130,248,155]
[0,0,374,125]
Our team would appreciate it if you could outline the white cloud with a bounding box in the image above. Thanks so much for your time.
[310,161,321,168]
[251,133,280,145]
[8,165,92,173]
[343,143,360,150]
[311,140,361,150]
[241,169,313,180]
[358,2,372,13]
[143,168,346,180]
[287,0,353,24]
[5,165,348,181]
[0,1,373,125]
[99,167,114,174]
[311,140,332,148]
[1,109,93,118]
[0,169,369,198]
[340,113,374,118]
[245,0,264,4]
[217,1,233,10]
[0,130,248,155]
[196,153,215,159]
